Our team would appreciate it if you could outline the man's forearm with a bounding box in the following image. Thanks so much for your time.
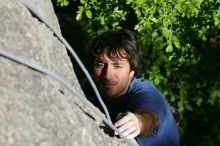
[134,110,158,137]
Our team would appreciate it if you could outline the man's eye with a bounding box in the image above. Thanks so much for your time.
[96,63,104,67]
[115,65,122,68]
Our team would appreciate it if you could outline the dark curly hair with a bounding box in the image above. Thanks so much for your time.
[90,29,142,77]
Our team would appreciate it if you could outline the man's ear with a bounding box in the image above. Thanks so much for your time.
[130,70,135,78]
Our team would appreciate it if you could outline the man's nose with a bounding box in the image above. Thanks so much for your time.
[102,65,112,79]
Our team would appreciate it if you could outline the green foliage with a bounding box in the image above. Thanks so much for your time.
[54,0,220,145]
[56,0,69,6]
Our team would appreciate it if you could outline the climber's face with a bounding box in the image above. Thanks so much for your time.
[93,49,134,100]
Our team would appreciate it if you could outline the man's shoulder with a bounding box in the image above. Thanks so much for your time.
[129,77,157,92]
[127,77,165,105]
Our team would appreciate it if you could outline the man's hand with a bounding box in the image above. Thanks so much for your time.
[115,110,158,139]
[115,112,141,139]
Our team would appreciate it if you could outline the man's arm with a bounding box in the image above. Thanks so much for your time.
[115,110,158,139]
[134,109,158,136]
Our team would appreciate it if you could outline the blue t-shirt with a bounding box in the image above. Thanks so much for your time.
[81,77,179,146]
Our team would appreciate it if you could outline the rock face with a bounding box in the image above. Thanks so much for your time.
[0,0,130,146]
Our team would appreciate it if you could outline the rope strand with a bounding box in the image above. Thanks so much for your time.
[17,0,111,123]
[2,0,137,145]
[0,48,135,146]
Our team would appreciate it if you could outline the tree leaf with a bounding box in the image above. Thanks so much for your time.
[166,44,173,52]
[76,12,83,21]
[86,10,92,19]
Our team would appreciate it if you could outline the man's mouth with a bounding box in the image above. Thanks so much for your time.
[99,80,117,87]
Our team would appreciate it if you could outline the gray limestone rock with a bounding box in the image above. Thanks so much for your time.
[0,0,132,146]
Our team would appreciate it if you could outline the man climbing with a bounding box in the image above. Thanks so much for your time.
[81,29,179,146]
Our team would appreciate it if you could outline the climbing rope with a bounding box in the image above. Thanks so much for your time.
[0,0,137,145]
[0,48,135,146]
[16,0,111,123]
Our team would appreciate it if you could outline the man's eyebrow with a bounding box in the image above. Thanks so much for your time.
[95,58,107,62]
[112,59,127,64]
[95,57,127,64]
